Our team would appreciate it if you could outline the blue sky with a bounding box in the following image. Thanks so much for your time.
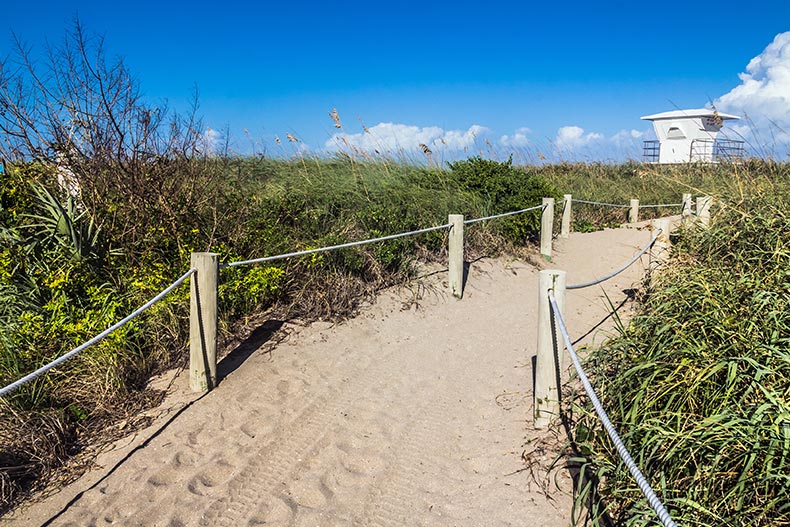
[3,1,790,161]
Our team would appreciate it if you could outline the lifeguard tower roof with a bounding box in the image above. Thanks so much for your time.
[641,109,739,121]
[640,108,744,163]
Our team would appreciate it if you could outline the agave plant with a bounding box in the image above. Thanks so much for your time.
[23,184,108,262]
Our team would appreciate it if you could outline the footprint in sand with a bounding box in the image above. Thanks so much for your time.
[321,465,362,496]
[147,466,181,488]
[172,450,198,467]
[243,495,294,526]
[285,475,333,509]
[186,459,237,496]
[339,449,387,477]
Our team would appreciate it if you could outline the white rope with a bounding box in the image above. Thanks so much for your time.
[575,199,684,210]
[548,293,679,527]
[463,203,546,225]
[639,203,683,209]
[0,269,196,398]
[567,231,661,290]
[573,199,631,209]
[222,223,452,269]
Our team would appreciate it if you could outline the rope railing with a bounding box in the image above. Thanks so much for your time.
[0,268,197,398]
[223,203,549,269]
[548,292,679,527]
[463,203,545,225]
[3,190,704,519]
[221,223,453,269]
[2,200,553,399]
[639,203,683,209]
[572,199,632,208]
[567,230,661,290]
[573,198,684,209]
[561,194,699,237]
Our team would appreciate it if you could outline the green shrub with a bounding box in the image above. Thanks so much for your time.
[448,156,559,242]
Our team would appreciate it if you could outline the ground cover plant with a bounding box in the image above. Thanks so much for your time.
[567,177,790,526]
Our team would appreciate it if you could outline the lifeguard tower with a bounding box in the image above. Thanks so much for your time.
[641,109,745,163]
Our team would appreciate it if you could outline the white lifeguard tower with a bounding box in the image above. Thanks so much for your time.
[641,109,745,163]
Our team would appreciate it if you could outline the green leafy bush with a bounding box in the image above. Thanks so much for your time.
[448,156,559,242]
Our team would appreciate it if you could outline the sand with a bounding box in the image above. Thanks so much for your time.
[7,224,657,527]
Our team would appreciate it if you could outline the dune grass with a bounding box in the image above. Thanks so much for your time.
[566,172,790,526]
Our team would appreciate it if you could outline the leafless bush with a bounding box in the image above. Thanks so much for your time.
[0,19,220,257]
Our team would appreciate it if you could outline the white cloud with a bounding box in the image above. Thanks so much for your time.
[499,127,532,147]
[554,126,603,149]
[715,31,790,132]
[325,122,490,153]
[441,124,490,150]
[610,129,644,145]
[202,127,224,155]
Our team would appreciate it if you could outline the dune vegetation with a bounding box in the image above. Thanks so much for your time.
[2,22,789,525]
[563,165,790,526]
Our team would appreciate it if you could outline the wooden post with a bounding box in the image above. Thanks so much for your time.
[540,197,554,261]
[696,195,712,227]
[629,198,639,223]
[190,252,219,392]
[534,269,566,429]
[649,219,671,274]
[560,194,572,238]
[448,214,464,299]
[682,193,693,222]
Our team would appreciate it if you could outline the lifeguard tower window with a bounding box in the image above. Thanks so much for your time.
[666,127,685,139]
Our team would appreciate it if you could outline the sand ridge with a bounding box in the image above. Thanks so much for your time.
[7,225,656,527]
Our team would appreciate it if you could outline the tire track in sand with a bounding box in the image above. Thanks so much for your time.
[197,337,404,527]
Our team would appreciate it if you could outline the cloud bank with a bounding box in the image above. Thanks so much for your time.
[715,31,790,147]
[325,121,648,162]
[326,123,491,154]
[554,126,603,149]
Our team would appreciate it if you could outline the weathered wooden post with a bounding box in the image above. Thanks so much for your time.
[629,198,640,223]
[649,219,672,274]
[534,269,566,429]
[561,194,572,238]
[448,214,464,299]
[541,198,554,261]
[696,195,712,227]
[190,252,219,392]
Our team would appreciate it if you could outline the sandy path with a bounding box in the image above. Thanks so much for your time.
[7,225,655,527]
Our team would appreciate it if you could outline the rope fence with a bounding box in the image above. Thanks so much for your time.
[463,203,545,225]
[536,212,688,525]
[567,230,661,290]
[561,194,698,235]
[2,192,708,398]
[221,223,452,269]
[1,190,713,522]
[549,292,679,527]
[572,198,632,208]
[2,201,549,397]
[0,268,196,398]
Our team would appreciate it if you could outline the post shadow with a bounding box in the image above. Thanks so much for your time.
[217,319,284,381]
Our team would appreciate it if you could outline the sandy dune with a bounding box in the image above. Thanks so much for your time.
[8,225,656,527]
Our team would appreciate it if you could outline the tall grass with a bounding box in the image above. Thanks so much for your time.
[569,185,790,525]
